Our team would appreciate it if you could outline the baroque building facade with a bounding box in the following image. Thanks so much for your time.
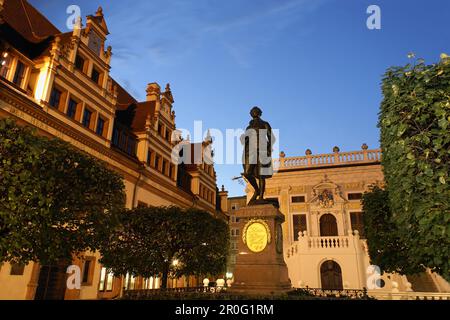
[241,146,450,296]
[0,0,221,299]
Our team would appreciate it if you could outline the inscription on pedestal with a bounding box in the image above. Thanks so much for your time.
[243,219,270,253]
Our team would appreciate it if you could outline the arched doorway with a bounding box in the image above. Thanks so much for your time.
[320,260,343,290]
[320,214,338,236]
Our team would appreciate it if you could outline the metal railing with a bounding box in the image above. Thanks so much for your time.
[291,287,371,299]
[123,286,227,299]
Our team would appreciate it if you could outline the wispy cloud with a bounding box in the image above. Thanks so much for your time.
[103,0,327,68]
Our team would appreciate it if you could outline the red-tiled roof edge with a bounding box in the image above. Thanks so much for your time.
[113,79,139,109]
[131,101,156,131]
[2,0,61,44]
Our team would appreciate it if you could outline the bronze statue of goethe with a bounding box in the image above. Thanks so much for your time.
[241,106,276,204]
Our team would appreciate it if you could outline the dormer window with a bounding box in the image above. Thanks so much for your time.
[158,123,164,136]
[75,55,86,73]
[91,67,102,85]
[12,60,26,87]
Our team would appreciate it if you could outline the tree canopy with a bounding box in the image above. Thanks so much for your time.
[0,118,126,265]
[362,186,423,275]
[100,206,229,288]
[376,54,450,281]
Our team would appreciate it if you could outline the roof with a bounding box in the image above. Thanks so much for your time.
[33,31,72,59]
[228,196,247,200]
[131,101,156,131]
[1,0,158,136]
[1,0,60,43]
[113,79,138,110]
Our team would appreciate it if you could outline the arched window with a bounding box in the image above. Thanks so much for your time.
[320,260,343,290]
[319,214,338,236]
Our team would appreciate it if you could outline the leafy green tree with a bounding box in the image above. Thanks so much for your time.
[362,186,423,275]
[0,118,126,265]
[378,54,450,281]
[176,209,229,280]
[100,206,229,289]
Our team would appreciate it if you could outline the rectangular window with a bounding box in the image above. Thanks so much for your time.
[1,53,12,78]
[155,155,161,171]
[96,117,105,136]
[169,164,174,179]
[231,204,239,211]
[82,108,92,128]
[119,132,127,150]
[124,273,136,290]
[82,258,95,285]
[292,196,306,203]
[350,212,365,238]
[91,68,101,84]
[129,275,135,290]
[112,127,119,145]
[293,214,307,241]
[10,263,25,275]
[12,60,26,87]
[67,98,78,119]
[98,267,114,292]
[162,160,167,175]
[348,193,363,200]
[49,87,62,108]
[82,260,91,283]
[166,129,171,142]
[75,55,85,71]
[146,149,152,166]
[126,137,135,155]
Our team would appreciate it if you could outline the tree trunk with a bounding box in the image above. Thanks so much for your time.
[161,263,169,289]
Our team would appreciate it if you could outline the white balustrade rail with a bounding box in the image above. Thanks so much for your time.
[285,231,368,259]
[274,149,381,171]
[308,236,350,249]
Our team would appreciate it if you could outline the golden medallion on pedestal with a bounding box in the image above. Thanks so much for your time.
[242,219,271,253]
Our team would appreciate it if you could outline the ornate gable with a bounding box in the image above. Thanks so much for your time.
[310,175,346,209]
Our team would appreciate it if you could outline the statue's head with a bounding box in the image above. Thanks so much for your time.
[250,106,262,118]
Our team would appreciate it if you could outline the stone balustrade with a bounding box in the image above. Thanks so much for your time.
[274,147,381,171]
[308,236,350,249]
[285,231,367,258]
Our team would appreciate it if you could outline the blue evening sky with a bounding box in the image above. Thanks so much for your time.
[30,0,450,196]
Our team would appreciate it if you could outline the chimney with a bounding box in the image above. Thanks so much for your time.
[146,82,160,101]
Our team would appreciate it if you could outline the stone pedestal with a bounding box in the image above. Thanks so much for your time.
[231,204,291,294]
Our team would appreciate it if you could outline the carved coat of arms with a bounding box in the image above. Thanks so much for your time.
[318,189,334,208]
